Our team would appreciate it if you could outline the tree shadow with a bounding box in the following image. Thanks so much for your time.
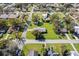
[35,34,45,41]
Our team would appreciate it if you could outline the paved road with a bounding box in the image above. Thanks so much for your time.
[24,40,79,44]
[15,6,34,50]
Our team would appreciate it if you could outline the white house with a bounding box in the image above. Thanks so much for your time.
[0,13,19,19]
[74,26,79,34]
[70,51,79,56]
[0,13,8,19]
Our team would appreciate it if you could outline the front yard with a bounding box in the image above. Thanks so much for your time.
[22,44,74,56]
[26,23,64,39]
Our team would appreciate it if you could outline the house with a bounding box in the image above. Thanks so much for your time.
[42,13,50,22]
[57,28,68,35]
[60,28,67,33]
[8,13,19,19]
[28,50,38,56]
[0,13,19,19]
[74,26,79,34]
[33,27,47,33]
[0,13,8,19]
[70,51,79,56]
[47,47,59,56]
[42,13,50,19]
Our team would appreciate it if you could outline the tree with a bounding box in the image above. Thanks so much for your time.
[61,45,70,56]
[63,49,70,56]
[0,51,4,56]
[0,6,3,13]
[50,12,65,22]
[7,19,16,26]
[32,30,41,37]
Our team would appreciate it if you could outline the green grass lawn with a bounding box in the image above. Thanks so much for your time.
[74,44,79,52]
[22,44,42,55]
[22,44,74,56]
[42,23,59,39]
[26,23,61,39]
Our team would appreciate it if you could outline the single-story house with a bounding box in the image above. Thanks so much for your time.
[70,51,79,56]
[42,13,49,19]
[57,28,68,35]
[8,13,19,19]
[60,28,67,33]
[28,50,38,56]
[0,14,8,19]
[33,27,47,33]
[42,13,50,22]
[74,26,79,34]
[0,13,19,19]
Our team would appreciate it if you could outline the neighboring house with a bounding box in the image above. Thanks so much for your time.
[8,13,19,19]
[74,26,79,35]
[0,26,8,37]
[28,50,38,56]
[0,13,8,19]
[70,51,79,56]
[42,13,50,19]
[0,13,19,19]
[42,13,50,22]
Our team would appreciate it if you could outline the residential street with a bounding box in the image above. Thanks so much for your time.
[14,6,35,50]
[1,3,79,56]
[23,40,79,44]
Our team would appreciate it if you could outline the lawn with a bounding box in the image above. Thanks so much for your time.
[26,12,68,40]
[22,44,74,56]
[42,23,59,39]
[26,31,35,39]
[26,23,61,39]
[74,44,79,52]
[22,44,42,55]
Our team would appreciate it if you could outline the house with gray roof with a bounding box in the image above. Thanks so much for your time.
[0,13,19,19]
